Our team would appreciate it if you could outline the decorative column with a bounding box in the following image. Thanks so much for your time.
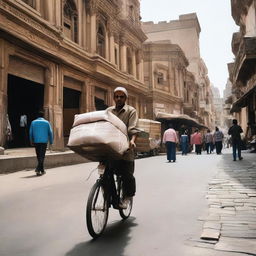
[105,31,109,60]
[137,50,144,82]
[85,78,95,112]
[78,0,83,46]
[132,49,137,78]
[82,3,87,49]
[90,13,97,54]
[120,40,127,72]
[35,0,40,12]
[140,59,144,83]
[109,33,115,64]
[51,64,64,150]
[55,0,62,27]
[45,0,54,24]
[88,1,97,54]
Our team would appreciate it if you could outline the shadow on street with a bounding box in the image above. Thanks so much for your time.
[65,217,137,256]
[20,174,40,179]
[220,152,256,190]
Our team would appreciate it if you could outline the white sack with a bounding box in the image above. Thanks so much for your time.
[72,110,127,135]
[67,111,129,161]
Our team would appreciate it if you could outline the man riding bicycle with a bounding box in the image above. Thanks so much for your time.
[106,87,140,209]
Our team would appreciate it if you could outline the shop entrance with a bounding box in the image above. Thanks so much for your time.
[7,75,44,148]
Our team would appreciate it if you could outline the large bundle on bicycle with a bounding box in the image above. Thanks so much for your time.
[67,110,129,161]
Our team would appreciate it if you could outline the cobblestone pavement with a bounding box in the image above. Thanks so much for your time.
[195,151,256,255]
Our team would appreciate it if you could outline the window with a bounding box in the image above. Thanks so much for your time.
[63,0,78,43]
[127,48,133,75]
[97,24,105,58]
[114,47,118,65]
[21,0,35,8]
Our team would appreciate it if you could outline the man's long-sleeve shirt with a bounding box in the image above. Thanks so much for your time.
[107,104,140,160]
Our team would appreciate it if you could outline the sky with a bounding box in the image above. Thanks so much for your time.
[140,0,239,97]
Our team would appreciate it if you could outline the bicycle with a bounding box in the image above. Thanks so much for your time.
[86,162,133,238]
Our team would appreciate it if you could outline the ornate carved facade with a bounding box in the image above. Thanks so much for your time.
[142,13,214,129]
[229,0,256,137]
[143,40,191,118]
[0,0,147,149]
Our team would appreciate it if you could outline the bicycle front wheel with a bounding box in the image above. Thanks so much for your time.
[86,181,109,238]
[119,181,133,219]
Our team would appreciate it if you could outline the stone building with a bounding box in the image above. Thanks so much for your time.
[142,13,214,129]
[143,40,190,119]
[212,86,224,129]
[229,0,256,138]
[0,0,147,150]
[223,79,234,130]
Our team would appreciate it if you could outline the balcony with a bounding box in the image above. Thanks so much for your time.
[232,36,256,84]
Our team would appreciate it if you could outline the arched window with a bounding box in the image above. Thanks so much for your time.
[63,0,78,43]
[21,0,36,8]
[97,24,105,58]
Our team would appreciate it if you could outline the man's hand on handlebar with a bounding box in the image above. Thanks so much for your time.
[129,140,136,149]
[129,134,137,149]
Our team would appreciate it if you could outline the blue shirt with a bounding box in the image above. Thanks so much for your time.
[29,118,53,144]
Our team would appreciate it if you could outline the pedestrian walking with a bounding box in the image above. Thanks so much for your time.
[204,129,213,154]
[191,129,202,154]
[163,124,178,162]
[228,119,243,161]
[20,113,28,146]
[5,114,13,148]
[213,127,224,154]
[180,130,189,155]
[29,111,53,176]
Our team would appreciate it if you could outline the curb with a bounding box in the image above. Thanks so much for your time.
[0,152,89,174]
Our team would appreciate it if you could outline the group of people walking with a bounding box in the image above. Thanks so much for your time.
[162,119,244,162]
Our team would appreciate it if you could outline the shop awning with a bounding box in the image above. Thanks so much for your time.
[230,86,256,113]
[155,112,207,129]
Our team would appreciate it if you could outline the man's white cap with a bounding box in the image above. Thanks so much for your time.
[114,87,128,98]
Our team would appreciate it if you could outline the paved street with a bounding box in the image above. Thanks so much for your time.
[0,149,255,256]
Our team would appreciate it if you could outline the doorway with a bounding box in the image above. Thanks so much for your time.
[7,75,44,148]
[63,87,81,144]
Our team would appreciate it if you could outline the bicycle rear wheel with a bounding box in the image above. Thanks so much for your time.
[86,181,109,238]
[119,180,133,219]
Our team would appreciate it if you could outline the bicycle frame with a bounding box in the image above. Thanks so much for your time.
[86,162,133,238]
[98,164,122,209]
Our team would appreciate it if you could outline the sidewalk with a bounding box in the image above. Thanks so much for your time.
[191,150,256,255]
[0,147,88,174]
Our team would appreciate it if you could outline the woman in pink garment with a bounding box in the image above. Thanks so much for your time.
[162,124,179,162]
[191,129,202,155]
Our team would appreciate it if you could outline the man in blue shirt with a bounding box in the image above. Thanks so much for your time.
[29,111,53,175]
